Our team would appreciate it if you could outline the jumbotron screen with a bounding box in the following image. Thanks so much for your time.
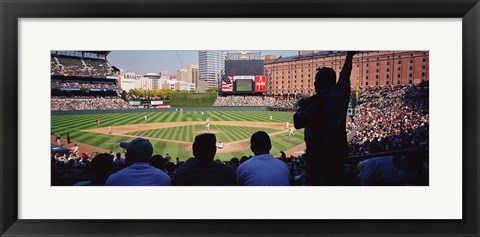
[225,60,264,75]
[235,79,254,92]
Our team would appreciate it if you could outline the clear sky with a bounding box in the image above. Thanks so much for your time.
[107,50,298,75]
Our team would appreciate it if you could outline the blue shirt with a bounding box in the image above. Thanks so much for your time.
[237,154,290,186]
[105,162,171,186]
[357,156,400,185]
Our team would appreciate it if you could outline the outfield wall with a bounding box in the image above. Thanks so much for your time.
[51,106,269,116]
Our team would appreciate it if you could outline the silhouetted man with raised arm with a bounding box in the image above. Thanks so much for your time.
[294,51,358,185]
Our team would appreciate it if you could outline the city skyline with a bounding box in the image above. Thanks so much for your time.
[107,50,298,75]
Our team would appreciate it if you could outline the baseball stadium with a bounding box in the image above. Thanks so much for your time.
[51,50,429,186]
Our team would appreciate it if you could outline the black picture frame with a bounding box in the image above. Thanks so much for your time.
[1,0,479,236]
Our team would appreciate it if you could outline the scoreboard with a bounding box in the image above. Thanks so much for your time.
[222,59,266,94]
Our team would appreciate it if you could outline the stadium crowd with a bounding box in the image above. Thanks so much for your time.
[52,81,119,90]
[347,85,429,156]
[214,95,275,106]
[51,97,133,111]
[51,57,115,77]
[52,130,427,186]
[214,95,297,109]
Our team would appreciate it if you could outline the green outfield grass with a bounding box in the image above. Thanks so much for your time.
[128,124,280,143]
[51,111,304,161]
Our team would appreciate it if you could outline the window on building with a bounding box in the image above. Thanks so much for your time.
[387,74,390,78]
[422,65,426,69]
[410,66,413,70]
[409,80,413,84]
[387,61,390,65]
[376,75,379,79]
[398,55,401,58]
[409,73,413,77]
[386,81,389,85]
[377,57,379,60]
[366,64,369,68]
[366,75,369,79]
[410,59,414,63]
[376,69,379,73]
[376,63,379,66]
[366,81,369,85]
[398,67,401,72]
[387,68,390,72]
[398,60,401,64]
[397,80,401,85]
[423,58,426,62]
[376,81,379,85]
[422,72,426,77]
[398,74,401,78]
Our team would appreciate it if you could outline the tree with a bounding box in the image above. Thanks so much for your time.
[121,90,128,100]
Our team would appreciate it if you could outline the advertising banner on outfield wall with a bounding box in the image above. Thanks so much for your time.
[151,101,164,105]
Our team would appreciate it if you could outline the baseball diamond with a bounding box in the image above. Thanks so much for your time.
[51,110,306,161]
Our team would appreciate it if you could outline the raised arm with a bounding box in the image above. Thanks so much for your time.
[337,51,358,95]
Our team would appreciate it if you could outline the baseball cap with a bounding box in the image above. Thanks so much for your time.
[120,138,153,158]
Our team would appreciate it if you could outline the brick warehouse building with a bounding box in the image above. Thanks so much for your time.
[264,51,429,97]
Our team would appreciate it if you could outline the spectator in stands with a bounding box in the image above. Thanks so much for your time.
[150,154,166,171]
[228,157,240,170]
[356,142,401,185]
[357,146,428,186]
[237,131,290,186]
[164,162,176,178]
[74,153,114,186]
[113,152,126,172]
[105,138,170,186]
[172,133,236,186]
[294,51,357,185]
[240,156,250,164]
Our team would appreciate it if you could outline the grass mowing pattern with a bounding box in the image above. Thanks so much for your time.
[51,111,303,161]
[129,125,280,143]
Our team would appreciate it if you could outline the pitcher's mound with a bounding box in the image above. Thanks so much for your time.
[197,130,220,134]
[184,142,249,153]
